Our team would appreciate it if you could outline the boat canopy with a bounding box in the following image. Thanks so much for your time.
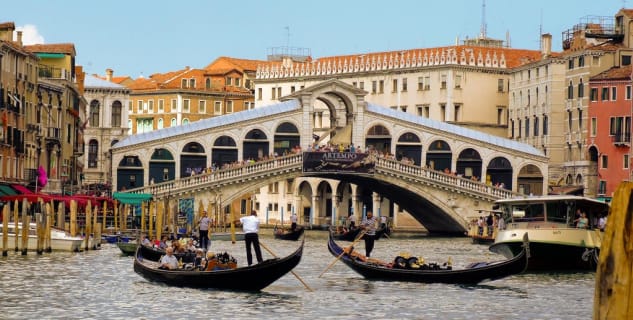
[113,192,153,205]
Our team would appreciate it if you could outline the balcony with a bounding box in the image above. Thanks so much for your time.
[612,133,631,147]
[38,65,70,80]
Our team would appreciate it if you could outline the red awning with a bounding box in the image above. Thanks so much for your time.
[11,184,33,194]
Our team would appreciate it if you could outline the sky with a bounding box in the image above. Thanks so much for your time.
[1,0,627,79]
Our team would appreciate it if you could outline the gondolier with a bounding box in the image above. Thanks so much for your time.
[290,211,298,231]
[240,210,263,265]
[360,211,378,257]
[199,211,210,251]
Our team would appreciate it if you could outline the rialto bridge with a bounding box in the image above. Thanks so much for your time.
[111,80,548,234]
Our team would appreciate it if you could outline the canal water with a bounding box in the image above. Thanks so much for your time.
[0,230,594,320]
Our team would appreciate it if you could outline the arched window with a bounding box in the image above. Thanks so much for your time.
[90,100,100,127]
[157,118,164,129]
[88,139,99,168]
[182,118,189,125]
[111,100,122,127]
[578,79,584,98]
[171,118,177,127]
[205,78,211,89]
[127,119,132,135]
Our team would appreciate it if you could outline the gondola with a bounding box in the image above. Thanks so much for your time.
[273,225,305,241]
[117,242,138,256]
[133,236,305,291]
[327,229,529,284]
[137,244,197,263]
[332,225,389,241]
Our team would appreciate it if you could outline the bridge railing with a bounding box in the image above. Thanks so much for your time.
[127,153,304,198]
[374,157,517,199]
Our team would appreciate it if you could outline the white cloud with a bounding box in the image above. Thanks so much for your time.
[15,24,45,45]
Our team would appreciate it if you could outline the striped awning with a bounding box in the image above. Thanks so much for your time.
[0,184,18,196]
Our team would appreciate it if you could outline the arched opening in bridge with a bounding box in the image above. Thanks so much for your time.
[365,125,391,153]
[317,181,333,225]
[212,135,238,168]
[426,140,452,172]
[486,156,513,190]
[297,180,313,225]
[180,142,206,177]
[116,155,143,191]
[517,164,544,195]
[456,148,482,179]
[149,148,175,183]
[274,122,300,156]
[395,132,422,165]
[243,129,268,161]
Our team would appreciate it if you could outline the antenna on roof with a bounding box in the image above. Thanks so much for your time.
[285,26,290,48]
[539,9,543,51]
[480,0,487,38]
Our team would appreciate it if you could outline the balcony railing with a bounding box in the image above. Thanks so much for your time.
[612,133,631,146]
[38,65,70,80]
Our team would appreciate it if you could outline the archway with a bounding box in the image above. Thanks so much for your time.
[116,155,143,191]
[517,164,544,195]
[243,129,268,160]
[365,125,391,153]
[274,122,300,156]
[426,140,452,172]
[180,142,206,177]
[212,135,238,168]
[456,148,482,179]
[486,157,513,190]
[395,132,422,165]
[149,148,175,183]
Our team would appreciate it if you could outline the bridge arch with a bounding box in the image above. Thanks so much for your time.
[365,123,392,153]
[395,132,422,165]
[243,128,269,160]
[212,135,238,167]
[149,148,175,184]
[426,139,452,172]
[456,148,482,179]
[485,156,513,189]
[517,163,544,195]
[274,121,300,156]
[116,155,143,191]
[180,142,206,177]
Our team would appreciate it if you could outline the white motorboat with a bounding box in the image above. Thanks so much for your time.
[489,195,609,270]
[0,222,84,252]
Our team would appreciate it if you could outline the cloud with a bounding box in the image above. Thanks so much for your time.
[15,24,45,45]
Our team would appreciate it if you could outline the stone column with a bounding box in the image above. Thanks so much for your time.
[372,192,381,216]
[311,195,320,226]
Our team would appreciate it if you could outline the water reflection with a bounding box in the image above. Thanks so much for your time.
[0,231,595,319]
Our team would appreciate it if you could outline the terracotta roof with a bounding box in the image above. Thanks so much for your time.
[590,65,632,81]
[24,43,76,56]
[0,22,15,29]
[111,76,131,84]
[205,56,265,72]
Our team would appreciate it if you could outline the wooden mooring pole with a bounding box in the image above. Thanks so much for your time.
[2,205,8,256]
[594,182,633,319]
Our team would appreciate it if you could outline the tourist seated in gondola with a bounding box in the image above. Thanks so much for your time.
[172,240,186,254]
[185,239,197,252]
[141,235,151,247]
[193,248,205,270]
[158,247,178,270]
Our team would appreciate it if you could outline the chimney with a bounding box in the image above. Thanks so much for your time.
[106,68,113,82]
[541,33,552,58]
[16,30,22,46]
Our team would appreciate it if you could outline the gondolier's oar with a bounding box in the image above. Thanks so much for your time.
[259,241,313,291]
[318,229,367,278]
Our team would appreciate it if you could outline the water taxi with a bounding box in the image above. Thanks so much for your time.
[489,195,609,270]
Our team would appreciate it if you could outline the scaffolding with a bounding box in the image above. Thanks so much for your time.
[562,15,623,50]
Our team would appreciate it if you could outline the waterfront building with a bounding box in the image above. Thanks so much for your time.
[82,69,130,193]
[588,65,632,199]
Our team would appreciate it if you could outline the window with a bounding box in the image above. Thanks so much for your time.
[257,88,262,100]
[226,77,232,86]
[578,79,584,98]
[157,118,163,129]
[111,101,121,127]
[291,86,295,93]
[271,87,276,100]
[568,110,572,131]
[183,99,190,113]
[611,87,617,101]
[158,99,164,112]
[171,118,176,127]
[372,81,377,94]
[277,87,281,98]
[205,78,211,89]
[400,105,407,113]
[533,116,539,136]
[497,79,504,92]
[392,79,398,92]
[623,55,632,66]
[568,58,574,69]
[199,100,206,113]
[578,109,583,129]
[148,100,154,113]
[454,104,460,121]
[379,80,384,93]
[625,154,630,170]
[609,116,631,137]
[417,104,429,117]
[440,104,446,122]
[189,78,195,88]
[88,140,98,168]
[543,115,548,135]
[627,85,632,100]
[128,101,132,112]
[235,78,241,87]
[525,117,530,137]
[598,181,607,195]
[137,100,143,113]
[171,99,177,112]
[510,119,515,138]
[567,81,574,99]
[417,77,424,91]
[590,88,598,101]
[497,107,505,125]
[226,101,234,113]
[591,117,597,137]
[90,100,100,127]
[440,74,447,89]
[352,81,357,87]
[214,101,222,115]
[359,82,364,90]
[402,78,407,92]
[181,79,187,88]
[601,87,609,100]
[601,155,608,169]
[578,56,585,67]
[455,75,461,88]
[424,76,430,90]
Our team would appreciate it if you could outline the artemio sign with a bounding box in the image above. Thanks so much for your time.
[302,152,375,174]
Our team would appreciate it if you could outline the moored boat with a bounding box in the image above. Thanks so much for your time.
[273,225,305,241]
[0,222,84,252]
[133,236,305,291]
[489,195,609,270]
[117,242,138,256]
[327,229,529,284]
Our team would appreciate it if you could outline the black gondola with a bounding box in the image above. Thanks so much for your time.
[332,225,389,242]
[273,225,305,241]
[327,229,529,284]
[134,237,305,291]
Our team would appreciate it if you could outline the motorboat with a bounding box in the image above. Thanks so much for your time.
[0,222,84,252]
[489,195,609,270]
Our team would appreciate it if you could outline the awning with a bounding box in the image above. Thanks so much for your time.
[113,192,153,205]
[0,184,18,196]
[36,53,65,59]
[11,184,33,194]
